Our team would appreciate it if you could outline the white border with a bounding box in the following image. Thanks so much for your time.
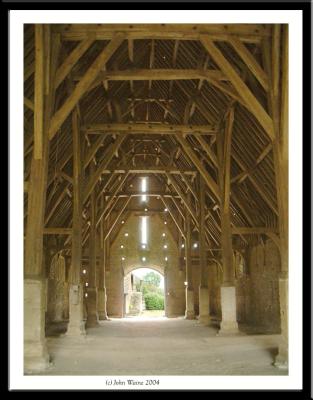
[10,10,303,390]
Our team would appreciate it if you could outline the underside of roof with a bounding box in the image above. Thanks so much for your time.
[24,23,286,260]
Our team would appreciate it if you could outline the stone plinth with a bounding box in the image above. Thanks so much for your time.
[24,279,50,373]
[198,286,210,325]
[219,286,239,334]
[86,287,99,328]
[185,288,195,319]
[66,284,86,337]
[98,287,109,320]
[274,276,288,368]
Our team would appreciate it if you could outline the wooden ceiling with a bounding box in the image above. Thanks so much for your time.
[24,24,285,259]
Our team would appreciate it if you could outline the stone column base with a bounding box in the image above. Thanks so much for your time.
[274,340,288,369]
[66,284,86,337]
[185,288,196,320]
[24,340,50,373]
[98,288,109,320]
[86,287,99,328]
[274,275,288,369]
[24,279,50,373]
[218,320,239,335]
[218,286,239,335]
[198,286,210,326]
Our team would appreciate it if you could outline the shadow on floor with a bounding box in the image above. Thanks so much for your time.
[46,321,69,337]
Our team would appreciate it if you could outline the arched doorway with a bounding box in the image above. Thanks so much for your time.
[123,266,165,318]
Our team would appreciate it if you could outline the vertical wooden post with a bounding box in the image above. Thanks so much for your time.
[34,25,44,160]
[198,175,210,325]
[271,25,289,368]
[217,107,239,334]
[217,107,235,286]
[262,25,288,367]
[86,171,100,328]
[184,194,195,319]
[66,108,86,336]
[24,26,60,372]
[98,194,109,320]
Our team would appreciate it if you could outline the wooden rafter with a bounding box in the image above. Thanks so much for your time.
[200,35,275,141]
[49,34,125,140]
[175,135,220,200]
[84,123,216,135]
[55,38,94,89]
[56,24,271,42]
[83,135,126,202]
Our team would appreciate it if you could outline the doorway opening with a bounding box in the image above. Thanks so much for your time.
[123,268,165,318]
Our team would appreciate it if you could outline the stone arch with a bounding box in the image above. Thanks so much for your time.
[123,264,166,317]
[123,263,164,277]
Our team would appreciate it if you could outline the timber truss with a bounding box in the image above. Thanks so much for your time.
[24,24,288,266]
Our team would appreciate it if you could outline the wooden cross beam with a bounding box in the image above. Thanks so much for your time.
[227,36,269,91]
[160,196,186,240]
[56,24,271,43]
[83,135,126,202]
[49,34,125,140]
[175,135,220,200]
[200,35,275,142]
[104,197,131,241]
[55,38,94,89]
[83,123,216,135]
[232,227,279,234]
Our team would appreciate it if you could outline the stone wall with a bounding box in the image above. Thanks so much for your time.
[106,212,185,317]
[46,254,69,323]
[236,239,281,333]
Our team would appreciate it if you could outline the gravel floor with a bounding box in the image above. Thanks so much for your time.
[40,317,288,376]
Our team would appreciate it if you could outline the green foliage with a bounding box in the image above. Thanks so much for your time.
[143,271,161,287]
[144,292,164,310]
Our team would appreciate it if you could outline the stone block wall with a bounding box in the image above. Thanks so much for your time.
[106,212,185,317]
[235,239,281,333]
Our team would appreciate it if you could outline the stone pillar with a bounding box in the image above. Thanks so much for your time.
[98,197,109,320]
[98,287,108,320]
[185,206,195,319]
[219,286,238,333]
[270,25,288,368]
[217,106,239,335]
[198,176,210,325]
[86,178,99,328]
[274,272,288,368]
[24,25,59,372]
[24,279,50,372]
[218,214,239,334]
[66,109,85,337]
[47,254,66,322]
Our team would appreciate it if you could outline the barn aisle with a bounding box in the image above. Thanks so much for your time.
[39,318,287,376]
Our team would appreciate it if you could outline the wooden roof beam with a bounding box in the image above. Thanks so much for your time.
[104,197,131,241]
[34,25,44,159]
[96,173,129,227]
[160,196,186,240]
[165,172,198,226]
[43,227,72,235]
[200,35,275,142]
[55,38,94,89]
[83,134,126,203]
[56,24,271,42]
[232,227,279,234]
[88,68,226,81]
[228,36,269,91]
[175,135,220,200]
[49,34,125,140]
[100,167,197,174]
[83,123,216,135]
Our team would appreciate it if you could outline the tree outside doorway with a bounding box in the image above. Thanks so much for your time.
[124,268,165,317]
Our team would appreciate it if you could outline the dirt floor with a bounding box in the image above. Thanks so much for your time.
[40,317,288,376]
